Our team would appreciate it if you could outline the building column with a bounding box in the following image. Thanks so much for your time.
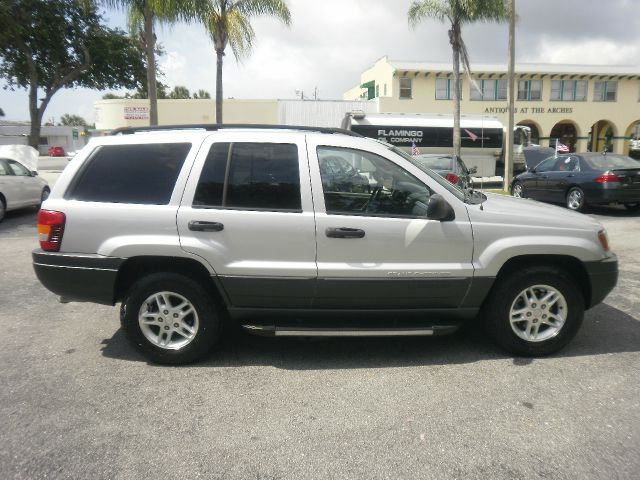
[575,136,589,153]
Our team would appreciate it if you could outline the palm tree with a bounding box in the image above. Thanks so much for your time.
[408,0,508,158]
[105,0,197,125]
[198,0,291,123]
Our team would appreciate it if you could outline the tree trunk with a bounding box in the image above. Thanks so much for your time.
[144,1,158,126]
[451,23,461,158]
[215,49,224,124]
[504,0,516,190]
[28,82,41,149]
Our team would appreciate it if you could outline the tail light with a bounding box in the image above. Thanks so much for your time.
[38,210,66,251]
[445,173,460,184]
[595,171,620,183]
[598,230,610,252]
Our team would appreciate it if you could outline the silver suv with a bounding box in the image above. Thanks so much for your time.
[33,125,618,364]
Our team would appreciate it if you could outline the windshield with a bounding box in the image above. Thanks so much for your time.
[385,144,466,201]
[585,154,640,170]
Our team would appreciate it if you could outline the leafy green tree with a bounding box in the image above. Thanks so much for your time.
[408,0,508,157]
[0,0,145,147]
[169,85,191,99]
[193,89,211,99]
[198,0,291,123]
[59,113,88,126]
[105,0,199,125]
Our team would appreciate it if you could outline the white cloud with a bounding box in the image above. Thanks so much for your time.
[533,38,640,65]
[1,0,639,122]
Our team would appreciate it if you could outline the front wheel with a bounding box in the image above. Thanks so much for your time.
[624,202,640,212]
[120,273,221,364]
[512,181,524,198]
[566,187,585,211]
[38,187,50,209]
[484,267,584,356]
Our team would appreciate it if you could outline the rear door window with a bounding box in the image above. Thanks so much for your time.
[66,143,191,204]
[193,142,301,211]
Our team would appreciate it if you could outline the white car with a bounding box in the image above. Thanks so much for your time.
[0,146,50,222]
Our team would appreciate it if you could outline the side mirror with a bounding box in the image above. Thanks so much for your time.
[31,170,38,176]
[468,166,478,175]
[427,194,455,221]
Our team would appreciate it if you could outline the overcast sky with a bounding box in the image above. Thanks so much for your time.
[1,0,639,123]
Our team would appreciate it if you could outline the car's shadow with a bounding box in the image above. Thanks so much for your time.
[0,208,38,234]
[101,303,640,369]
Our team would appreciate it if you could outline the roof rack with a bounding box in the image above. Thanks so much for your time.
[110,124,361,137]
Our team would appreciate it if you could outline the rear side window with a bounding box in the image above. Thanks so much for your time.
[66,143,191,204]
[193,142,301,211]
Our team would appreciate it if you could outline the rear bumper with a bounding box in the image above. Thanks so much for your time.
[32,250,125,305]
[584,255,618,308]
[588,187,640,204]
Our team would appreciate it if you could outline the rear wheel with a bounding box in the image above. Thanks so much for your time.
[120,273,221,364]
[38,187,50,209]
[566,187,585,211]
[512,181,524,198]
[624,202,640,212]
[0,197,5,222]
[484,266,584,356]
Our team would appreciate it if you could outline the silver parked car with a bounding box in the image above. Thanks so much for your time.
[0,157,50,222]
[33,125,617,364]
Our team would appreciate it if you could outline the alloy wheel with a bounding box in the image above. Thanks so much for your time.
[138,291,200,350]
[509,284,568,342]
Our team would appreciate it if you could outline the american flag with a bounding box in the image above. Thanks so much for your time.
[411,141,421,156]
[555,140,569,153]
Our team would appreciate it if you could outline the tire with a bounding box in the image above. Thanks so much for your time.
[566,186,585,211]
[483,266,584,356]
[38,187,50,210]
[120,273,222,364]
[624,202,640,212]
[512,181,524,198]
[0,197,5,223]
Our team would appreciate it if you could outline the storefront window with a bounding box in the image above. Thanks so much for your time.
[435,78,450,100]
[496,79,507,100]
[470,79,503,101]
[551,80,588,101]
[594,81,617,101]
[399,77,412,99]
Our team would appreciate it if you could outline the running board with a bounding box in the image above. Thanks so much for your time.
[241,325,459,337]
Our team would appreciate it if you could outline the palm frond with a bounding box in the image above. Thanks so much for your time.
[407,0,449,28]
[226,9,255,60]
[458,35,481,94]
[234,0,291,25]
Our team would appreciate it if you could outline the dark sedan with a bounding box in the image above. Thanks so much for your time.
[511,152,640,212]
[411,154,476,190]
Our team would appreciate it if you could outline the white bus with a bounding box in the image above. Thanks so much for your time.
[341,112,530,177]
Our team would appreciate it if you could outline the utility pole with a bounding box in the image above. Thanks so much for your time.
[504,0,515,191]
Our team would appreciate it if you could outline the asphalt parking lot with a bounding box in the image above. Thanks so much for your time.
[1,200,638,479]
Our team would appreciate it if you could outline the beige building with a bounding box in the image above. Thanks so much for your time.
[344,56,640,155]
[93,98,375,132]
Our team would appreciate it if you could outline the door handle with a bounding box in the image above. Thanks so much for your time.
[326,227,365,239]
[188,221,224,232]
[567,174,575,178]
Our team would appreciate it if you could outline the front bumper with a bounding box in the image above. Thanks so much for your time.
[584,255,618,308]
[32,250,125,305]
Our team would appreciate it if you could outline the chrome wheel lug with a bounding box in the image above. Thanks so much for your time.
[163,310,169,315]
[158,318,163,322]
[531,303,537,308]
[526,312,532,317]
[174,323,179,328]
[164,325,170,330]
[173,313,179,318]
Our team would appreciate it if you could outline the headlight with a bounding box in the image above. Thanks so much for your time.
[598,230,610,253]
